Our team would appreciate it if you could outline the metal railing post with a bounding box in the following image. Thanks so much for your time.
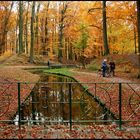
[69,83,72,131]
[18,82,21,129]
[95,83,96,97]
[119,83,122,130]
[94,83,97,122]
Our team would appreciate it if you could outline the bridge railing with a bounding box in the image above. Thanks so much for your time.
[0,81,139,131]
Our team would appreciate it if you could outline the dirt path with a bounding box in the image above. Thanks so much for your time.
[70,69,140,90]
[70,69,140,127]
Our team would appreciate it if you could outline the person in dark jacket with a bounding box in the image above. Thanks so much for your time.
[101,59,107,77]
[47,59,50,67]
[109,60,115,76]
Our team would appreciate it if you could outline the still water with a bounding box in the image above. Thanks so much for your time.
[13,73,112,125]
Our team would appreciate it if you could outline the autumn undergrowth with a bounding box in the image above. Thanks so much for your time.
[87,61,100,71]
[0,51,12,62]
[86,54,139,80]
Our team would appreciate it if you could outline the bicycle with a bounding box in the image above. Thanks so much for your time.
[97,68,112,77]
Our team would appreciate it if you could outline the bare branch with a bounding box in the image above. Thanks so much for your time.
[89,24,102,30]
[88,7,102,14]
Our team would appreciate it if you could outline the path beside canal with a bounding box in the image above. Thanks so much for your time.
[70,69,140,125]
[0,66,139,139]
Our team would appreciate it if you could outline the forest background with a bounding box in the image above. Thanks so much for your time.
[0,1,140,78]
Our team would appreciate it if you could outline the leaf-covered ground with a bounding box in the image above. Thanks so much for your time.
[0,67,139,139]
[71,69,140,126]
[0,124,140,139]
[0,67,40,120]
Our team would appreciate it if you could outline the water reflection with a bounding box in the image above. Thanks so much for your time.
[14,73,112,125]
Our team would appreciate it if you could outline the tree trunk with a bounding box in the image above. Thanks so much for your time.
[16,15,19,54]
[25,1,29,54]
[51,18,55,55]
[102,1,109,55]
[134,25,137,54]
[35,2,41,55]
[29,1,36,63]
[58,2,68,62]
[69,39,73,60]
[0,2,14,55]
[137,1,140,78]
[19,1,23,54]
[58,25,63,61]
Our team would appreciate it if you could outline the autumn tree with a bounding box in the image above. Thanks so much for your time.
[24,1,30,54]
[0,1,14,55]
[58,1,69,62]
[43,2,50,56]
[34,2,41,55]
[0,1,139,65]
[88,1,106,57]
[74,23,89,68]
[38,1,51,56]
[102,1,109,55]
[18,1,23,54]
[29,1,35,63]
[137,1,140,78]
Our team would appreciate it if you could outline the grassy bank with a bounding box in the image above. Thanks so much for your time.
[43,68,74,77]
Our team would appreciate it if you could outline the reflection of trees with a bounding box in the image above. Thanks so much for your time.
[40,86,50,115]
[59,77,64,122]
[58,77,70,122]
[31,91,36,124]
[71,83,110,124]
[20,74,110,125]
[80,91,104,120]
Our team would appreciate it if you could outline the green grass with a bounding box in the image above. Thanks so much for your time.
[43,68,73,77]
[87,61,100,71]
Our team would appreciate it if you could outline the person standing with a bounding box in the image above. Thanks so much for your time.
[109,60,115,76]
[101,59,107,77]
[47,59,50,68]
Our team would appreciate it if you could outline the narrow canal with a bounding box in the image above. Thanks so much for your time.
[13,70,114,125]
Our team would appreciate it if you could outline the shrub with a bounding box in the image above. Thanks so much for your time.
[87,63,100,71]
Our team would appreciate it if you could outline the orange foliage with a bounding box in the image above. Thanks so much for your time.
[0,1,137,58]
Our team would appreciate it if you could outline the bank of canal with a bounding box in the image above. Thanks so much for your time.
[12,68,117,126]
